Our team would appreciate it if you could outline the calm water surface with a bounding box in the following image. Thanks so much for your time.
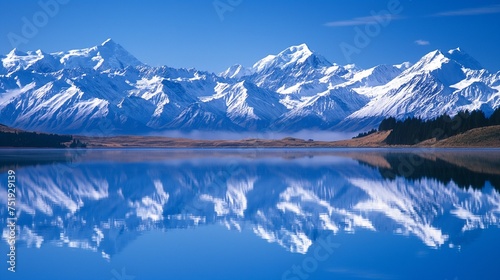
[1,148,499,280]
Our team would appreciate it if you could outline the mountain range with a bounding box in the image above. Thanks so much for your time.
[1,39,499,134]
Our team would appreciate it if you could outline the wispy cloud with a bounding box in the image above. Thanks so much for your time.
[415,40,430,46]
[326,5,500,27]
[324,15,403,27]
[432,4,500,17]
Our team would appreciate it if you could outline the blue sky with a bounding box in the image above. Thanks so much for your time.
[1,0,499,73]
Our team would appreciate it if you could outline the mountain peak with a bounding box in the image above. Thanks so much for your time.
[94,39,144,69]
[448,47,462,54]
[50,39,144,70]
[408,49,450,73]
[101,38,116,46]
[413,48,483,71]
[7,48,28,57]
[98,38,124,51]
[252,44,331,73]
[282,43,312,56]
[445,47,482,70]
[277,43,316,65]
[394,62,411,70]
[427,49,445,58]
[220,64,253,79]
[417,48,482,70]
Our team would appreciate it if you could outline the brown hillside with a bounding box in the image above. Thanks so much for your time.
[431,125,500,147]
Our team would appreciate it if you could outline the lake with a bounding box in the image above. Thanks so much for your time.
[1,148,500,280]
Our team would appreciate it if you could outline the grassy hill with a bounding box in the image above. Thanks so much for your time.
[429,125,500,147]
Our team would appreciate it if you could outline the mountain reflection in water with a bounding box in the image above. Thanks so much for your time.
[1,149,499,259]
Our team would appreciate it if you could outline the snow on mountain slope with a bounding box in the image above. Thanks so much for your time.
[344,64,408,91]
[247,44,345,96]
[2,49,60,73]
[339,48,499,131]
[2,49,33,72]
[404,50,468,86]
[203,81,288,129]
[55,38,143,70]
[1,39,142,74]
[272,87,369,130]
[0,40,499,134]
[252,43,331,72]
[220,64,254,79]
[446,47,483,70]
[127,77,200,128]
[166,102,242,131]
[0,68,150,133]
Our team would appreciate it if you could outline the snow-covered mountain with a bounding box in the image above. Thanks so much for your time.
[0,39,498,134]
[339,48,500,130]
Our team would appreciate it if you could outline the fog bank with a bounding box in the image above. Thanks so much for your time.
[149,130,357,141]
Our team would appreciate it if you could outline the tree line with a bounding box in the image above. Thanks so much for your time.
[0,130,86,148]
[376,107,500,145]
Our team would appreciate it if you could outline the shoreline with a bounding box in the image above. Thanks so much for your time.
[2,125,499,149]
[72,127,500,149]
